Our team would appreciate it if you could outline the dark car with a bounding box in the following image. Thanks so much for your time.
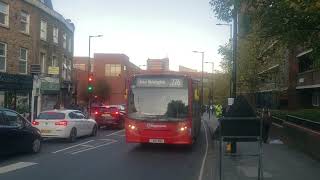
[0,108,42,155]
[93,106,124,129]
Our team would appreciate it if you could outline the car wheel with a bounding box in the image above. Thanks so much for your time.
[91,125,98,137]
[30,138,41,153]
[68,128,77,143]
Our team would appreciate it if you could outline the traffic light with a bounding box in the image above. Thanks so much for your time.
[87,85,94,93]
[88,74,94,93]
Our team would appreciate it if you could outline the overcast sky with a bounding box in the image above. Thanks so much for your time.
[52,0,230,72]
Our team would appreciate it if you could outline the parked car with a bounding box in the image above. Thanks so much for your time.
[0,108,42,155]
[93,106,124,129]
[32,110,98,142]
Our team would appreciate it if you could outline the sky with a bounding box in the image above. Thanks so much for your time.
[52,0,230,72]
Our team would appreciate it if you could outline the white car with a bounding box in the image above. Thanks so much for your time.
[32,110,98,142]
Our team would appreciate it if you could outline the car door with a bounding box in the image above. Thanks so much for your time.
[68,112,83,136]
[0,110,10,155]
[2,110,27,153]
[75,111,90,135]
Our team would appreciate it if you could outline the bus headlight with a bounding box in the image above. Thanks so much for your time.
[128,124,137,130]
[179,126,188,132]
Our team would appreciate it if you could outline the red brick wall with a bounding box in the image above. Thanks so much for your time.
[74,54,140,105]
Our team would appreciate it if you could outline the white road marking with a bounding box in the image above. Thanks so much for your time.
[71,140,117,155]
[198,121,209,180]
[272,122,283,128]
[105,130,124,137]
[80,144,95,148]
[0,162,37,174]
[51,140,94,153]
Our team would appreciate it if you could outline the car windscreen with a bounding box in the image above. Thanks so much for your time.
[38,112,66,120]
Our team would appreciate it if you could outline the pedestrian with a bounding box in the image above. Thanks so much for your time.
[210,105,214,116]
[262,108,272,143]
[53,102,60,110]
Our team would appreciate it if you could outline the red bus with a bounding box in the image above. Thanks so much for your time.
[125,74,201,145]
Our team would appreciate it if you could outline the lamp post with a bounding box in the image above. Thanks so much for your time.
[205,61,214,105]
[192,51,205,108]
[88,35,103,114]
[216,23,233,98]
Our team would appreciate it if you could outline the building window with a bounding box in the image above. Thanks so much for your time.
[20,11,30,34]
[40,52,46,74]
[40,20,47,41]
[53,27,59,44]
[105,64,121,77]
[63,33,66,49]
[0,42,6,72]
[51,56,58,67]
[0,1,9,27]
[19,48,28,74]
[67,59,71,81]
[62,56,67,80]
[312,91,320,107]
[68,37,72,52]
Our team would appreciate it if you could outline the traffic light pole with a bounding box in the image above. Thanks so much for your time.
[88,37,91,116]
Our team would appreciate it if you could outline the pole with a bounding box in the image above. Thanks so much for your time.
[231,1,238,154]
[229,24,233,98]
[211,62,214,104]
[232,5,238,98]
[201,52,204,108]
[88,36,91,115]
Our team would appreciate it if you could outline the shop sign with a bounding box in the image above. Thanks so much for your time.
[40,77,60,92]
[48,66,60,75]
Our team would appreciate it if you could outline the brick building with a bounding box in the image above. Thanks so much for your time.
[73,54,140,106]
[0,0,75,118]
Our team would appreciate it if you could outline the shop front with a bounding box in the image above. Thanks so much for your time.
[0,72,33,118]
[40,77,60,111]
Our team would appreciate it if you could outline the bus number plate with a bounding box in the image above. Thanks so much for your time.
[149,139,165,144]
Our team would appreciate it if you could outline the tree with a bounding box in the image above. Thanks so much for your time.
[218,42,232,73]
[210,0,320,108]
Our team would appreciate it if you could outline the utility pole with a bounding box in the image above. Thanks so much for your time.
[88,35,103,115]
[232,4,238,98]
[193,51,205,108]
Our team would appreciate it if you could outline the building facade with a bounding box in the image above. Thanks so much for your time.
[73,54,140,106]
[147,58,169,71]
[0,0,75,119]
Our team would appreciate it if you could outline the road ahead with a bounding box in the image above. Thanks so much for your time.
[0,123,212,180]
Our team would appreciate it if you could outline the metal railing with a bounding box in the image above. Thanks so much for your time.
[257,109,320,132]
[286,115,320,132]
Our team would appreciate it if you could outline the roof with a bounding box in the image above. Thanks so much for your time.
[24,0,75,32]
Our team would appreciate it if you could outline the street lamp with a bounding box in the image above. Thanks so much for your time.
[88,34,103,114]
[216,23,233,98]
[192,51,205,107]
[205,61,214,105]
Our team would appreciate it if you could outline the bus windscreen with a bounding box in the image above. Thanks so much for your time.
[128,77,189,121]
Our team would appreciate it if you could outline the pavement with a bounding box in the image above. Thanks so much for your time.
[0,123,215,180]
[203,113,320,180]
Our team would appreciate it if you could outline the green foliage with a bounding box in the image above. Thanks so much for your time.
[218,42,232,73]
[211,0,320,94]
[209,0,234,22]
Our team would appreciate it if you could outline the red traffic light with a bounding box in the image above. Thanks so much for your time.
[88,76,93,82]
